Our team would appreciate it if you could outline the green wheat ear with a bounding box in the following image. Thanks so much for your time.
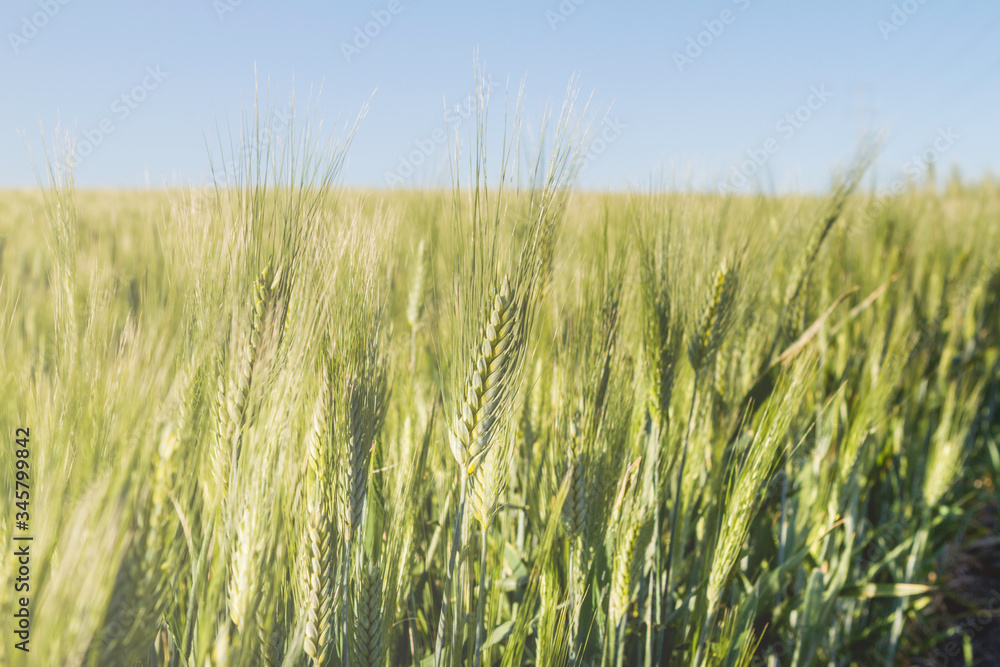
[352,561,385,667]
[227,261,277,474]
[638,230,683,427]
[562,417,589,539]
[688,258,740,373]
[303,493,335,666]
[227,505,256,632]
[450,275,517,476]
[209,621,231,667]
[303,377,335,666]
[610,501,651,623]
[470,426,514,528]
[210,334,234,502]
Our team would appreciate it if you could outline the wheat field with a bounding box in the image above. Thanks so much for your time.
[0,102,998,667]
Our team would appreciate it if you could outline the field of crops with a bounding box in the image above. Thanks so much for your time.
[1,108,998,666]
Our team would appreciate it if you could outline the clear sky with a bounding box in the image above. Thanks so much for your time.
[2,0,998,192]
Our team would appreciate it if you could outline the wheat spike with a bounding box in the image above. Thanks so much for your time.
[352,561,385,667]
[450,275,517,476]
[306,373,333,482]
[688,258,740,372]
[339,381,377,539]
[334,307,387,540]
[208,622,230,667]
[470,427,513,528]
[562,417,588,539]
[610,507,648,623]
[228,262,274,461]
[228,505,261,632]
[638,236,682,426]
[211,343,233,497]
[303,378,336,666]
[279,270,300,357]
[140,423,180,590]
[303,494,335,666]
[923,385,965,507]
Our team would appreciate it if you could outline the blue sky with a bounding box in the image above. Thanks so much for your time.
[1,0,998,192]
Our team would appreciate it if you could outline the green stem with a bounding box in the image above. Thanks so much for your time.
[473,528,489,667]
[650,419,663,667]
[569,541,580,667]
[692,605,715,667]
[434,474,466,667]
[614,615,628,667]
